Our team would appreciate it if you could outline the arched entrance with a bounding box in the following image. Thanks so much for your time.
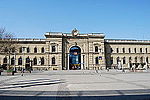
[69,46,81,70]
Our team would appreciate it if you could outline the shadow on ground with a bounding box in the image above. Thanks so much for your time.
[0,94,150,100]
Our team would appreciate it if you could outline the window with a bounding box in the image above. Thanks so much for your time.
[146,48,148,53]
[129,48,131,53]
[95,46,98,52]
[11,57,15,65]
[116,48,119,53]
[134,48,136,53]
[18,57,22,65]
[111,57,113,64]
[95,57,99,64]
[140,57,143,63]
[3,57,7,64]
[129,57,132,63]
[41,57,44,65]
[34,47,37,53]
[146,57,149,63]
[52,57,55,65]
[140,48,142,53]
[19,47,22,53]
[41,47,44,53]
[123,57,126,64]
[26,57,30,64]
[123,48,125,53]
[117,57,120,64]
[27,47,30,53]
[110,48,113,53]
[52,46,56,52]
[33,57,37,65]
[135,57,137,63]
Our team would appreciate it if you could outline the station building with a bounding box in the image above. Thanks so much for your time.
[0,29,150,70]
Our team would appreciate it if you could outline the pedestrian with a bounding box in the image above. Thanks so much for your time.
[21,68,24,76]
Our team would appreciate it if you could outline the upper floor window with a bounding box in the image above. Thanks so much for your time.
[19,47,22,53]
[140,48,142,53]
[52,46,56,52]
[134,48,137,53]
[146,48,148,53]
[135,57,137,63]
[122,48,125,53]
[95,46,98,52]
[116,48,119,53]
[27,47,30,53]
[110,48,113,53]
[41,47,45,53]
[34,47,37,53]
[129,48,131,53]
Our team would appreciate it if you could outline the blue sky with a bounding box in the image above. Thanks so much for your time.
[0,0,150,39]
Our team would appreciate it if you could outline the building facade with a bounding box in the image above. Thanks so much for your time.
[0,29,150,70]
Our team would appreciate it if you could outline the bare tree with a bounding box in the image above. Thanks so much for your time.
[0,27,18,70]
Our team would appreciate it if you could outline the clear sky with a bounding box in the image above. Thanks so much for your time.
[0,0,150,39]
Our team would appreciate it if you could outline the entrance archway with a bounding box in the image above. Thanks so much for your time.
[69,46,81,70]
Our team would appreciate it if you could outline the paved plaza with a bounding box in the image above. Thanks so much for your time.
[0,70,150,100]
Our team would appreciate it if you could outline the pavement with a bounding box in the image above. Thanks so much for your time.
[0,69,150,100]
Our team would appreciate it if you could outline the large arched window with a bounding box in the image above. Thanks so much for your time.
[26,57,30,64]
[95,46,98,52]
[41,47,44,53]
[33,57,37,65]
[3,57,7,64]
[52,46,56,52]
[95,57,99,64]
[52,57,55,65]
[41,57,44,65]
[11,57,15,65]
[18,57,22,65]
[34,47,37,53]
[123,57,126,64]
[27,47,30,53]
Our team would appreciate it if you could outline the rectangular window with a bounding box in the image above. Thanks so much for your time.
[52,46,56,52]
